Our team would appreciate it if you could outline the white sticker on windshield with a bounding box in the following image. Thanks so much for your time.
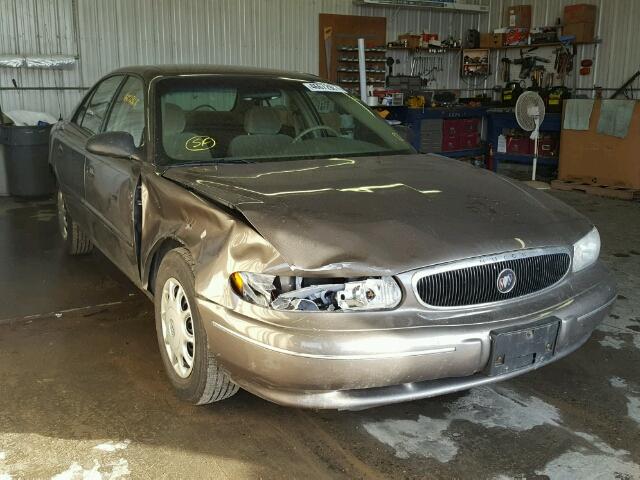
[303,82,346,93]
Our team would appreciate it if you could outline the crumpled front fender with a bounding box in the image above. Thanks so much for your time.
[140,171,288,306]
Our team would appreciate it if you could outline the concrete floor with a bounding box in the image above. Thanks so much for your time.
[0,190,638,480]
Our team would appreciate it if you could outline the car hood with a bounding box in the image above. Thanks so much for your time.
[162,155,591,275]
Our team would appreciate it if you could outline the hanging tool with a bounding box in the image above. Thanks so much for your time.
[513,53,549,79]
[323,27,332,80]
[611,70,640,99]
[501,57,512,83]
[554,43,574,85]
[386,56,395,77]
[530,66,546,88]
[410,55,443,86]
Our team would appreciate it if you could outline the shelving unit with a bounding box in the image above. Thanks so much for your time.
[461,48,490,77]
[319,13,387,94]
[489,40,599,50]
[386,46,461,53]
[486,110,561,172]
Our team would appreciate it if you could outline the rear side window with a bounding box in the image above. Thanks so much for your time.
[104,76,145,147]
[75,75,124,134]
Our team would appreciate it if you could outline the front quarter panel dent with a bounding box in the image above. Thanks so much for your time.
[141,173,286,306]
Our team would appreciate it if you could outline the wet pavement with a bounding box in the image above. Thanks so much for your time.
[0,190,638,479]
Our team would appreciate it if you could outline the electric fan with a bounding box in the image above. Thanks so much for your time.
[515,91,546,181]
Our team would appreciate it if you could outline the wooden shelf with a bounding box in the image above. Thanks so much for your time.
[387,46,461,52]
[489,41,598,50]
[338,58,387,63]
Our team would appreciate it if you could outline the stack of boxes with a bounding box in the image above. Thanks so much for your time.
[563,4,596,43]
[504,5,531,46]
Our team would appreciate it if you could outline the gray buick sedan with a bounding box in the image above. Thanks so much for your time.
[50,65,616,410]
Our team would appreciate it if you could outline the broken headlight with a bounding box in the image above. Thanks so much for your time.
[229,272,402,312]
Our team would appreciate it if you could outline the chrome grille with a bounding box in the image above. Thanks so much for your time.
[414,250,571,307]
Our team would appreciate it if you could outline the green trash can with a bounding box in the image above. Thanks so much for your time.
[0,124,55,197]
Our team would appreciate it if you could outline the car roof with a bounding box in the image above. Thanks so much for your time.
[111,64,321,83]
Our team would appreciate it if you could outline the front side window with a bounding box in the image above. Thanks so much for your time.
[155,76,414,165]
[104,76,145,147]
[76,75,124,134]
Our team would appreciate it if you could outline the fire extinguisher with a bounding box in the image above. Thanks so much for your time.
[487,143,494,171]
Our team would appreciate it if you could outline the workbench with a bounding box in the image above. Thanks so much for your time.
[486,109,562,172]
[384,106,487,157]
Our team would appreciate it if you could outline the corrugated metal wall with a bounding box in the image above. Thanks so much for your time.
[1,0,638,119]
[484,0,640,94]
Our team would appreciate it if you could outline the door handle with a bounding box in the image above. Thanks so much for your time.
[86,165,95,177]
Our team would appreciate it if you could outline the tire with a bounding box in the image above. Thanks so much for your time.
[57,189,93,255]
[154,247,239,405]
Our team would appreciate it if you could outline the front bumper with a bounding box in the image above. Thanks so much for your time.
[197,261,616,410]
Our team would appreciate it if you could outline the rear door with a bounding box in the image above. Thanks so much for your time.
[84,75,146,282]
[54,76,125,226]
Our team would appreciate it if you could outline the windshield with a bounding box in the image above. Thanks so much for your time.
[155,76,414,165]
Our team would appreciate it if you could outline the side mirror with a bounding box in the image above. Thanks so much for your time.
[86,131,141,160]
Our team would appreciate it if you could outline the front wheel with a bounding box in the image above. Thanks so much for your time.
[57,189,93,255]
[154,247,239,405]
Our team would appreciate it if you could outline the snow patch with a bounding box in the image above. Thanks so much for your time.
[93,440,130,453]
[450,386,560,430]
[609,376,627,389]
[627,396,640,426]
[363,416,457,463]
[363,386,559,462]
[607,375,640,425]
[538,450,640,479]
[538,430,640,478]
[0,451,9,480]
[51,458,130,480]
[599,335,624,349]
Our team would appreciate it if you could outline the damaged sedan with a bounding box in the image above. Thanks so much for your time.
[50,65,617,410]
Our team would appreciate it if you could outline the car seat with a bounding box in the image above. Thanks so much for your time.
[228,106,292,158]
[162,103,212,161]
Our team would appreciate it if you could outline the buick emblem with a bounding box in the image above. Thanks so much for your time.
[497,268,516,294]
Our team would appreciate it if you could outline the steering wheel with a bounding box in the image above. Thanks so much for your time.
[190,104,217,112]
[292,125,340,143]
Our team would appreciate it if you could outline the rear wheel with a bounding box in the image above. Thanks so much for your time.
[154,248,239,405]
[57,189,93,255]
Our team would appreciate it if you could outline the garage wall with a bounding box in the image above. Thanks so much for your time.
[484,0,640,95]
[1,0,638,119]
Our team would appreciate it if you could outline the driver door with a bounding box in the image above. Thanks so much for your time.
[84,75,145,282]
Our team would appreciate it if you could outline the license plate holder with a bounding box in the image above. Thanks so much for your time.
[486,319,560,377]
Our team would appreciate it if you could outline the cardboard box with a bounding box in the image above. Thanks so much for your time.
[504,5,531,29]
[564,4,597,24]
[505,28,529,46]
[562,22,595,43]
[559,100,640,189]
[480,33,504,48]
[398,34,421,49]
